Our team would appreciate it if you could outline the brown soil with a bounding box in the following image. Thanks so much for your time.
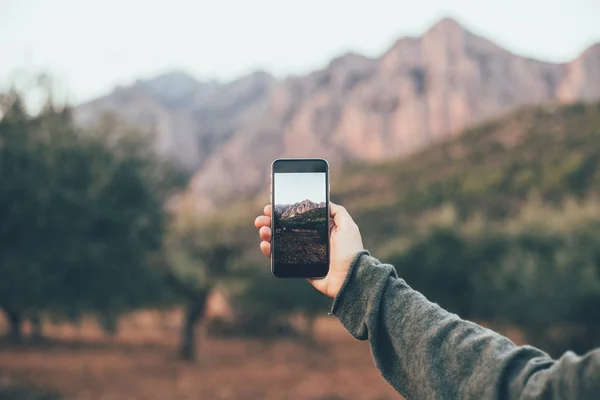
[274,231,327,264]
[0,314,401,400]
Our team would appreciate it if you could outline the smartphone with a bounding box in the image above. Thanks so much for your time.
[271,158,330,278]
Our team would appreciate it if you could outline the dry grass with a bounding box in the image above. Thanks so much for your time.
[0,312,401,400]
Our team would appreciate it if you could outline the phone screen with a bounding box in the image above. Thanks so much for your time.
[271,160,329,278]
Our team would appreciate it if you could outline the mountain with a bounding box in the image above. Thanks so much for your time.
[75,18,600,209]
[279,207,328,228]
[275,199,325,219]
[557,44,600,102]
[75,71,275,171]
[334,100,600,239]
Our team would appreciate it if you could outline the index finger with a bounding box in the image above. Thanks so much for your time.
[264,204,272,217]
[330,202,353,227]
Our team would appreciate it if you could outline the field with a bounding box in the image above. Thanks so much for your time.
[273,230,327,264]
[0,313,401,400]
[274,206,328,265]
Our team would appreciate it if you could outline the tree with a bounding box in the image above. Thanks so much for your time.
[233,270,329,340]
[164,203,245,361]
[0,87,183,342]
[385,200,600,357]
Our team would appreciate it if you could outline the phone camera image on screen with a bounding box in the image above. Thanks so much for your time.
[273,172,328,266]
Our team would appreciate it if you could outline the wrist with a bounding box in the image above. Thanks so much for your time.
[330,250,370,305]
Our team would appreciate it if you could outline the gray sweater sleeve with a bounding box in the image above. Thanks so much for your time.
[331,251,600,399]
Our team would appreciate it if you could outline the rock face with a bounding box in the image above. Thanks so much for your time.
[75,71,275,171]
[275,199,324,219]
[75,18,600,208]
[557,44,600,102]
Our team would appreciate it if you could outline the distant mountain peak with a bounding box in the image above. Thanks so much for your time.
[243,70,275,80]
[428,17,464,33]
[76,18,600,210]
[132,70,211,92]
[579,42,600,58]
[422,16,467,44]
[227,70,275,87]
[329,52,375,68]
[276,199,324,219]
[148,70,200,83]
[129,70,220,109]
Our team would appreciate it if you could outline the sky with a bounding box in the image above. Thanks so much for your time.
[1,0,599,104]
[274,173,326,205]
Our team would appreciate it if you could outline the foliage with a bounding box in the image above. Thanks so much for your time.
[164,201,255,359]
[335,101,600,242]
[168,198,332,342]
[226,268,329,338]
[0,88,182,340]
[4,81,600,358]
[174,100,600,352]
[209,101,600,353]
[328,101,600,354]
[385,199,600,356]
[277,208,328,230]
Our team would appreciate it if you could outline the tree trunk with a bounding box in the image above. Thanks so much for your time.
[2,306,23,343]
[30,313,43,341]
[306,313,317,338]
[99,310,119,338]
[180,292,209,361]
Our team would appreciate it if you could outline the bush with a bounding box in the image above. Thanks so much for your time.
[0,87,181,341]
[209,268,329,340]
[385,200,600,356]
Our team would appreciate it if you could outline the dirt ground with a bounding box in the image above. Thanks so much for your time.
[273,230,327,264]
[0,312,401,400]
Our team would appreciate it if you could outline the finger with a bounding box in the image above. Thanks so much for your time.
[260,241,271,258]
[307,277,327,296]
[329,202,343,217]
[329,202,353,228]
[254,215,271,229]
[259,226,272,242]
[264,204,272,217]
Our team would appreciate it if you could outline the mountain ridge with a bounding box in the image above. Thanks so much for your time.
[74,18,600,210]
[332,100,600,244]
[275,199,326,219]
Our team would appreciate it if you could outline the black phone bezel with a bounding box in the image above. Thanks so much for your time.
[270,158,330,278]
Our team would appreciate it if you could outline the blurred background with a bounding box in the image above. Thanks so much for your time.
[1,0,600,399]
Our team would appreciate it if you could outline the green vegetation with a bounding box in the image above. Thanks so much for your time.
[328,101,600,356]
[0,87,184,342]
[278,207,328,230]
[3,82,600,360]
[274,207,328,264]
[383,200,600,356]
[332,102,600,246]
[163,202,249,360]
[215,100,600,355]
[194,100,600,356]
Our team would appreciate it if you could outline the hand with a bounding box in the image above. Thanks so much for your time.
[254,202,364,298]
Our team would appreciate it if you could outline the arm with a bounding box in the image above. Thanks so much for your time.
[332,251,600,400]
[254,203,600,399]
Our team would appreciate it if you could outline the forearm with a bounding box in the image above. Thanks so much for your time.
[331,252,600,399]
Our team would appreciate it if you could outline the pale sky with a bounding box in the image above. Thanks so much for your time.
[274,173,326,205]
[1,0,599,103]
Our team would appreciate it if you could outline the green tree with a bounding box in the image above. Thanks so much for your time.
[0,88,182,342]
[385,200,600,356]
[233,270,329,340]
[164,204,244,361]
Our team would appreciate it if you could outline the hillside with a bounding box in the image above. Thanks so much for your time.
[278,207,328,230]
[275,199,326,219]
[333,101,600,240]
[74,18,600,210]
[75,71,275,171]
